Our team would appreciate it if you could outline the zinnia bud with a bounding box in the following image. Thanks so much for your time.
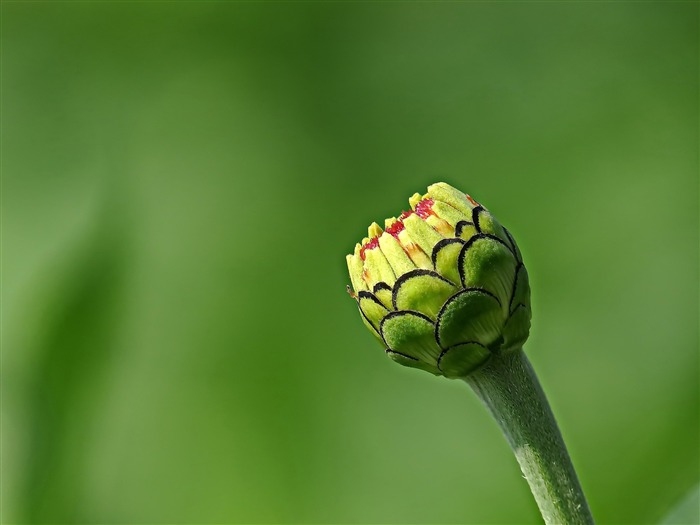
[346,182,531,378]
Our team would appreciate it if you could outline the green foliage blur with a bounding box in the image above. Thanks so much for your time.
[2,2,698,524]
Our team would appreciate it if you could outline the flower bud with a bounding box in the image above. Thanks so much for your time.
[346,182,531,378]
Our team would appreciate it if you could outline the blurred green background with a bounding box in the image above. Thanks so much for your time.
[2,2,698,524]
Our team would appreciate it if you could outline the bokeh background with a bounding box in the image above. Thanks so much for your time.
[2,2,698,524]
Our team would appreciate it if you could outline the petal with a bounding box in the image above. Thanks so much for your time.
[363,245,396,287]
[378,231,415,277]
[380,311,442,364]
[432,200,469,227]
[436,288,503,348]
[402,213,444,254]
[427,182,474,215]
[392,269,457,320]
[396,229,432,268]
[347,245,368,292]
[437,342,490,378]
[424,214,454,236]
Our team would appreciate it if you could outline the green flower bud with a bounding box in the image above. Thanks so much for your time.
[346,182,531,378]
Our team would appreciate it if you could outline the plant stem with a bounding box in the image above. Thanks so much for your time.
[464,348,594,525]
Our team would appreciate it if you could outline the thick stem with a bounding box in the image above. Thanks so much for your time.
[464,349,594,525]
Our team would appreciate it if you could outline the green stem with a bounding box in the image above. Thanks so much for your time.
[464,349,594,525]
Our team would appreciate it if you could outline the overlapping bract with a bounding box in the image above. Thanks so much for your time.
[346,182,531,378]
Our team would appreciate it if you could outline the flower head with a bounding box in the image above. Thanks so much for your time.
[346,182,531,378]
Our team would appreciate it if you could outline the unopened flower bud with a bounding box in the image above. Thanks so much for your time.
[346,182,531,378]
